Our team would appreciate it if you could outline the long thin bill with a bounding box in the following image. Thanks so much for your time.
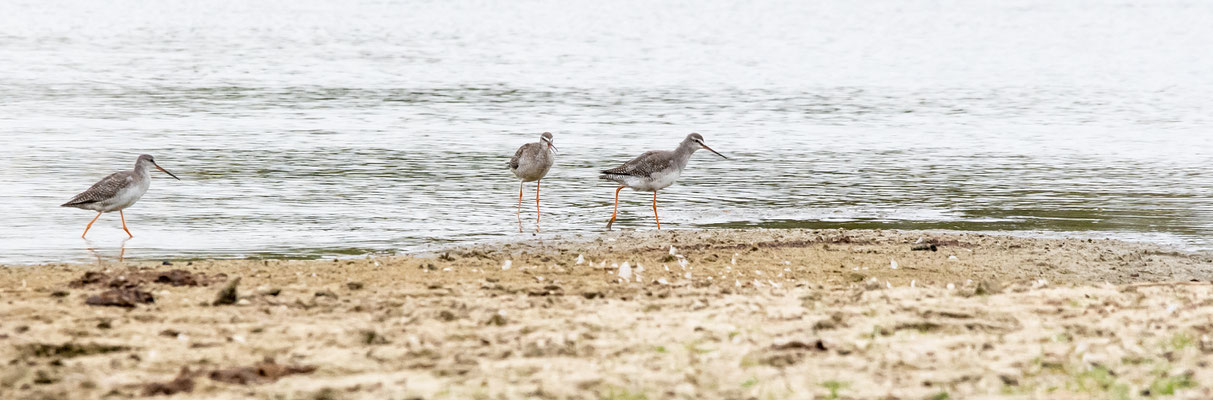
[155,164,181,180]
[702,144,728,159]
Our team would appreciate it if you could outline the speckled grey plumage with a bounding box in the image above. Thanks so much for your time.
[600,133,726,230]
[600,133,723,188]
[600,149,685,180]
[62,154,180,238]
[61,170,139,208]
[61,154,179,212]
[509,132,555,182]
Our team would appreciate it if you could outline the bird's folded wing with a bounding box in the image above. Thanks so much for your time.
[62,172,131,206]
[601,151,670,177]
[508,143,533,169]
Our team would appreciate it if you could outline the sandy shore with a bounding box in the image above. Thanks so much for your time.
[2,229,1212,399]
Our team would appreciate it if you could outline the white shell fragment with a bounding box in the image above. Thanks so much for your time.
[618,262,633,281]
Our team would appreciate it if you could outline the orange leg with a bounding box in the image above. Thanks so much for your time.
[120,210,133,238]
[652,191,661,230]
[606,186,625,230]
[516,181,524,232]
[81,212,102,238]
[534,179,542,230]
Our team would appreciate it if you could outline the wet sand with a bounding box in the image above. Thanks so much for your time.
[2,229,1212,399]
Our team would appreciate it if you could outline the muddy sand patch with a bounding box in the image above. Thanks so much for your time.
[1,229,1211,399]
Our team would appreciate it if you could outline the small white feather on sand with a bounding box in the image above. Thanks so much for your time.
[618,262,633,281]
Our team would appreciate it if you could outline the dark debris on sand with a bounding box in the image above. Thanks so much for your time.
[70,269,223,289]
[142,367,197,396]
[212,277,241,306]
[208,357,318,385]
[86,287,154,308]
[71,269,223,308]
[140,358,317,396]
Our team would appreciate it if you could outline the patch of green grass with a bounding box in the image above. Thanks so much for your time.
[653,345,667,353]
[600,387,650,400]
[1148,373,1196,396]
[1165,332,1193,351]
[684,340,714,354]
[741,377,759,389]
[819,380,849,400]
[1120,355,1150,365]
[929,391,949,400]
[1071,365,1130,400]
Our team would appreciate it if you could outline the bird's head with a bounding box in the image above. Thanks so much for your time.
[541,132,557,153]
[686,133,727,159]
[137,154,180,180]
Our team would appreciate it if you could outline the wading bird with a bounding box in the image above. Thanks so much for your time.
[508,132,556,231]
[600,133,727,230]
[62,154,180,238]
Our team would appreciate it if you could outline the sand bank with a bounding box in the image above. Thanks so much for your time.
[2,229,1212,399]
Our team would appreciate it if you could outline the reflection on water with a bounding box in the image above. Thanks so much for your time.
[85,238,129,263]
[0,0,1211,264]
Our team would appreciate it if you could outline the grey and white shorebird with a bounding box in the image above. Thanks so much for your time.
[600,133,727,230]
[508,132,557,231]
[61,154,180,238]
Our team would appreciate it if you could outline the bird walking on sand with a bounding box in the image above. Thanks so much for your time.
[509,132,557,231]
[600,133,727,230]
[62,154,180,238]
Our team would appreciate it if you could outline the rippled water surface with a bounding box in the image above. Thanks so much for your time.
[1,0,1211,264]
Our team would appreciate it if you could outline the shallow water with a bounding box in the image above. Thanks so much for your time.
[1,0,1211,264]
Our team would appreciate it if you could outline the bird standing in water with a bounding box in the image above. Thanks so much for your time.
[600,133,727,230]
[509,132,556,232]
[62,154,180,238]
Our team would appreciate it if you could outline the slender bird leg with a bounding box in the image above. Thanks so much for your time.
[652,191,661,230]
[81,212,102,238]
[517,181,524,232]
[119,238,129,262]
[534,179,542,231]
[606,186,625,230]
[120,210,133,238]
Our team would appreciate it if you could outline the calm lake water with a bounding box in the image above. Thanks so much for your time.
[1,0,1210,264]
